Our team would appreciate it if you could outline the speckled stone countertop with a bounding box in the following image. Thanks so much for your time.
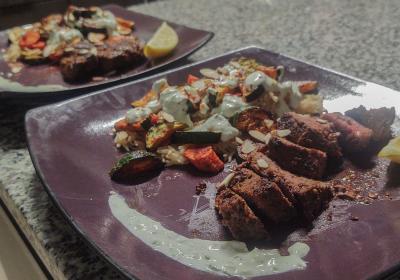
[1,0,400,279]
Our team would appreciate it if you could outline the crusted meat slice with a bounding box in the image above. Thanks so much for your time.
[322,112,373,152]
[277,112,343,163]
[248,152,333,222]
[345,105,396,144]
[60,41,98,81]
[228,168,296,223]
[215,188,269,240]
[97,35,144,74]
[236,139,267,163]
[268,135,327,179]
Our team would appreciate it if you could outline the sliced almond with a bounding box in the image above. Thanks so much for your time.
[218,172,235,188]
[229,61,241,68]
[265,133,272,145]
[241,140,256,154]
[269,91,279,103]
[263,119,274,129]
[78,49,89,55]
[235,137,244,144]
[88,32,106,44]
[161,111,175,122]
[249,130,266,142]
[200,68,220,79]
[117,25,132,35]
[316,118,328,124]
[277,129,291,137]
[257,158,269,169]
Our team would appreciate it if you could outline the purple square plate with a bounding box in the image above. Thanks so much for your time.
[26,46,400,280]
[0,4,213,98]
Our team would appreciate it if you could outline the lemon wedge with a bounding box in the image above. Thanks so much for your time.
[144,22,178,59]
[378,136,400,163]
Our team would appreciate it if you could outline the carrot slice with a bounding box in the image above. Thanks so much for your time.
[187,74,199,85]
[256,65,277,80]
[184,146,224,173]
[30,41,46,49]
[299,81,318,93]
[131,90,157,108]
[114,118,143,132]
[116,17,134,29]
[19,30,40,48]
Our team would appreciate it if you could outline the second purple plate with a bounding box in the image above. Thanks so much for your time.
[0,4,213,99]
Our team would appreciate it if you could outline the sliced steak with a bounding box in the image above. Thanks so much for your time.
[268,135,327,179]
[345,105,396,144]
[228,168,296,223]
[97,35,144,74]
[60,41,98,81]
[277,112,343,164]
[322,112,373,152]
[215,187,269,240]
[233,107,275,134]
[248,152,333,222]
[236,139,267,163]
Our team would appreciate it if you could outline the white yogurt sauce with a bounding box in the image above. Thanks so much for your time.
[0,76,67,92]
[43,28,83,57]
[159,87,192,126]
[125,107,152,124]
[87,10,117,35]
[145,99,161,113]
[213,95,248,118]
[218,78,238,89]
[245,71,307,115]
[192,114,239,142]
[151,78,168,95]
[245,71,278,92]
[109,192,310,278]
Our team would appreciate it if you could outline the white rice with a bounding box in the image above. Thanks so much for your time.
[113,130,144,151]
[156,145,188,166]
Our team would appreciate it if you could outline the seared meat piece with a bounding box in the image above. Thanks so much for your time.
[60,41,98,81]
[97,36,144,74]
[268,135,327,179]
[249,152,333,222]
[228,168,296,223]
[236,139,267,162]
[322,112,373,152]
[345,105,396,144]
[215,188,269,240]
[233,107,275,134]
[277,112,343,163]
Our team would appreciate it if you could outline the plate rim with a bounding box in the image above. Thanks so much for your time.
[0,4,214,98]
[25,45,400,280]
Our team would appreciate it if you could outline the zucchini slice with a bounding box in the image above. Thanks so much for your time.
[172,131,221,144]
[243,84,264,102]
[110,150,163,181]
[145,122,186,150]
[140,116,153,130]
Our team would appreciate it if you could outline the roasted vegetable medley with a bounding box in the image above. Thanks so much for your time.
[110,57,325,180]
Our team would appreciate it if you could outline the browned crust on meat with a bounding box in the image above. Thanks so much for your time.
[228,168,297,223]
[345,105,395,144]
[215,188,269,240]
[249,152,333,222]
[268,135,327,179]
[277,112,343,163]
[235,107,275,134]
[97,35,144,74]
[322,112,373,152]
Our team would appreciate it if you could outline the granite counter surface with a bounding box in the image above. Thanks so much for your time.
[1,0,400,279]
